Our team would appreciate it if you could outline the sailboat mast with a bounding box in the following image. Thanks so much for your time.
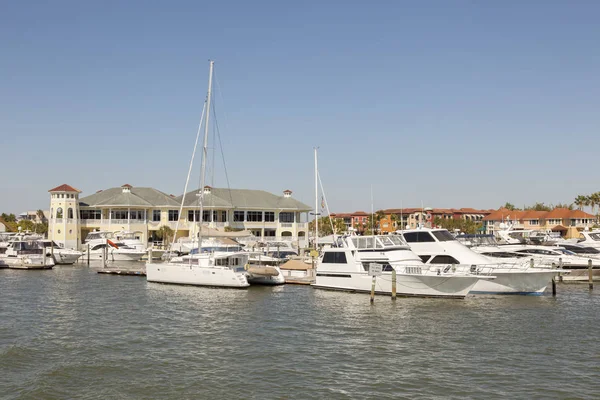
[314,147,319,250]
[198,60,214,247]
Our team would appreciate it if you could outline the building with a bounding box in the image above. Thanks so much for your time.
[330,211,369,232]
[378,208,493,233]
[483,207,597,237]
[48,183,312,249]
[17,210,49,223]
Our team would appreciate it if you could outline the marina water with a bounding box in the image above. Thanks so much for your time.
[1,263,599,399]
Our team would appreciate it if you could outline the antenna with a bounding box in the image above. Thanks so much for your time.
[314,147,319,250]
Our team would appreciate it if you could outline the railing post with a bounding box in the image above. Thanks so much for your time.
[391,269,397,300]
[370,276,376,303]
[589,259,594,291]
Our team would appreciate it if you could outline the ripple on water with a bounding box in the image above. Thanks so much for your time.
[1,267,599,399]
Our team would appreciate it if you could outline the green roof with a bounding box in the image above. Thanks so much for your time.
[177,188,312,211]
[80,187,180,208]
[79,186,311,211]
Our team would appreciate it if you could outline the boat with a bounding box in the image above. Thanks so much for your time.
[0,236,54,269]
[146,60,249,288]
[457,234,599,283]
[397,228,559,295]
[84,230,160,259]
[84,241,146,262]
[42,240,83,264]
[576,229,600,249]
[313,234,490,298]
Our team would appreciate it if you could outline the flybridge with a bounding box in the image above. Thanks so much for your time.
[348,235,409,250]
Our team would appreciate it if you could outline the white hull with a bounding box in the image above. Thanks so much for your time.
[87,249,145,262]
[146,263,249,288]
[470,270,557,295]
[246,266,286,285]
[313,271,480,299]
[2,255,54,269]
[53,251,83,265]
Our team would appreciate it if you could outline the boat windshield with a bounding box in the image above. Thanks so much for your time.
[191,246,243,254]
[350,235,407,249]
[432,230,456,242]
[589,233,600,241]
[86,232,113,241]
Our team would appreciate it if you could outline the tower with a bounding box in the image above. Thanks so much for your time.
[48,184,81,249]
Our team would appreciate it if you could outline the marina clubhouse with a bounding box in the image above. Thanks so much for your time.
[47,184,312,250]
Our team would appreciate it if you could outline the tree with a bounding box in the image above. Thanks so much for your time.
[502,202,519,211]
[1,213,16,223]
[156,226,175,244]
[524,202,551,211]
[309,216,347,236]
[574,195,589,211]
[433,216,482,234]
[17,220,35,232]
[36,209,46,222]
[591,192,600,216]
[553,202,574,210]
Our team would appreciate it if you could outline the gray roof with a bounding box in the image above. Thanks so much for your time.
[177,188,312,211]
[80,187,180,208]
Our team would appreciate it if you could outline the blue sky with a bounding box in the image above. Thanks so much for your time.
[1,0,599,214]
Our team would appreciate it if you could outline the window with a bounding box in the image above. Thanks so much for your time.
[322,251,347,264]
[234,211,245,222]
[203,210,211,222]
[528,220,539,225]
[403,232,435,243]
[129,210,144,220]
[168,210,179,221]
[265,211,275,222]
[219,211,228,222]
[247,211,262,222]
[56,208,63,218]
[67,208,73,219]
[419,255,431,263]
[279,212,294,223]
[432,230,456,242]
[80,210,101,220]
[152,210,161,222]
[430,255,460,264]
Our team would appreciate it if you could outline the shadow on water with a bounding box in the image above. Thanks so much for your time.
[1,266,599,399]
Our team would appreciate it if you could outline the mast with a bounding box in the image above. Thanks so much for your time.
[314,147,319,250]
[198,60,214,249]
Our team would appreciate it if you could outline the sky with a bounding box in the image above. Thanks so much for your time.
[1,0,599,215]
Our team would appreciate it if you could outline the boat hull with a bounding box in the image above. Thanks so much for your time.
[313,271,480,299]
[2,255,54,269]
[88,250,145,262]
[146,263,249,288]
[53,252,83,265]
[246,266,286,285]
[470,270,557,295]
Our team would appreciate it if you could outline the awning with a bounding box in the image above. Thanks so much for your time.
[551,225,568,232]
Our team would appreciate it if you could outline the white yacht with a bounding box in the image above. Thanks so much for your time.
[577,230,600,249]
[85,241,146,262]
[397,228,559,295]
[146,60,250,289]
[1,237,54,269]
[42,240,83,264]
[313,234,489,299]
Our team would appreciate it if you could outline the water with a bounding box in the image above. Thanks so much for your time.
[1,263,599,399]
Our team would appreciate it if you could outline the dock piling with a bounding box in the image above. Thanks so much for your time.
[391,269,397,300]
[87,243,90,265]
[370,276,376,303]
[552,277,556,296]
[589,259,594,290]
[147,247,152,264]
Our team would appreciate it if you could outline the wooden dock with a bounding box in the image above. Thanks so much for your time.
[97,268,146,277]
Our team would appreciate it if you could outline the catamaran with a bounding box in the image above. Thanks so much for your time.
[145,60,249,288]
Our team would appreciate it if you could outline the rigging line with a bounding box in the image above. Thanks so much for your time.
[171,99,207,261]
[317,171,336,238]
[212,95,235,211]
[213,71,235,210]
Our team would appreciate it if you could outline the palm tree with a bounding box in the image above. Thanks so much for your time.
[591,193,600,217]
[574,195,588,211]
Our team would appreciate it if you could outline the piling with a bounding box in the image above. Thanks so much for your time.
[530,258,534,269]
[391,269,397,300]
[558,257,563,282]
[370,276,376,303]
[589,259,594,290]
[50,244,54,265]
[551,277,556,296]
[87,243,90,265]
[147,247,153,264]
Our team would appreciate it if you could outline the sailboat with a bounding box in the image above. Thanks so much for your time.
[145,60,249,288]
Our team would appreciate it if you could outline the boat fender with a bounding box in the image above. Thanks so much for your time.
[470,265,477,274]
[437,268,441,276]
[443,265,451,273]
[244,263,249,270]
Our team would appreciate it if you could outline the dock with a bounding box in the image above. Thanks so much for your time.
[97,268,146,277]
